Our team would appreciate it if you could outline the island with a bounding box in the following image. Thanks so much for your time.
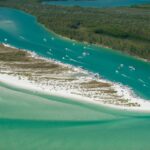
[0,0,150,60]
[2,43,149,110]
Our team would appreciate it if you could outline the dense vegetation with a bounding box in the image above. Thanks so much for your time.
[0,0,150,60]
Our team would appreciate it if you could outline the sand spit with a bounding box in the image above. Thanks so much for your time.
[0,43,150,112]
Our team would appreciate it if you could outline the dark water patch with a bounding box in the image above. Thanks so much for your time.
[44,0,150,8]
[0,118,122,128]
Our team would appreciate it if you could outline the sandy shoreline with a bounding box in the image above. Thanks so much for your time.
[0,73,150,113]
[38,19,150,63]
[51,29,150,63]
[0,43,150,112]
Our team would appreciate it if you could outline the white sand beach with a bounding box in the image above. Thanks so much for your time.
[0,43,150,112]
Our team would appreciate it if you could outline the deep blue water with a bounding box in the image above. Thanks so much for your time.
[0,8,150,99]
[44,0,150,8]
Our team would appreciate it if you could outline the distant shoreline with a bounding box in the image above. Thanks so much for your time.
[39,21,149,63]
[58,33,150,63]
[44,0,150,8]
[0,1,149,60]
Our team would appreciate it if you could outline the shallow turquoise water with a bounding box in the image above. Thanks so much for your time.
[44,0,150,8]
[0,82,150,150]
[0,7,150,150]
[0,7,150,99]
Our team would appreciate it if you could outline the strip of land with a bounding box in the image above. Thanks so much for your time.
[1,44,150,111]
[0,0,150,60]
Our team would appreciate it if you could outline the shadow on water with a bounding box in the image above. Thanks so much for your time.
[0,117,124,128]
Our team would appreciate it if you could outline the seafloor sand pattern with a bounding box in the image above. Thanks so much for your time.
[0,81,150,150]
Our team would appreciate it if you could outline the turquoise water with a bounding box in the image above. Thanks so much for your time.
[0,8,150,99]
[44,0,150,7]
[0,7,150,150]
[0,84,150,150]
[0,82,150,150]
